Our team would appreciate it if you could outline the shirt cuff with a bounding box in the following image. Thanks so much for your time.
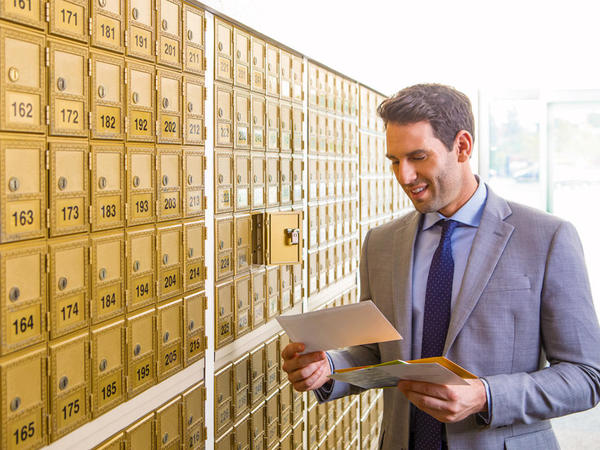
[313,352,335,402]
[476,377,492,425]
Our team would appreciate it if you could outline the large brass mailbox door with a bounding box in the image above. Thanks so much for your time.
[126,307,156,398]
[126,0,155,62]
[0,26,45,134]
[215,280,233,349]
[184,292,206,366]
[183,148,205,218]
[183,76,205,145]
[49,141,89,237]
[0,242,46,355]
[215,151,233,213]
[49,0,89,42]
[183,4,206,75]
[183,219,206,293]
[49,331,90,440]
[251,269,266,330]
[251,94,265,151]
[183,382,205,449]
[157,0,183,69]
[250,36,266,93]
[126,225,156,311]
[157,298,183,381]
[127,145,156,226]
[90,52,125,140]
[48,41,88,137]
[0,0,45,29]
[127,62,155,143]
[0,345,47,449]
[214,18,233,83]
[90,0,125,52]
[49,237,89,338]
[265,211,302,265]
[157,69,183,144]
[91,318,125,417]
[91,144,125,231]
[156,223,183,301]
[157,146,182,221]
[0,138,46,243]
[90,231,125,324]
[155,396,182,449]
[234,275,251,339]
[234,28,251,90]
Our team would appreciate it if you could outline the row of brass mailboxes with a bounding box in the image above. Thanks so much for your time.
[359,177,410,222]
[0,295,206,447]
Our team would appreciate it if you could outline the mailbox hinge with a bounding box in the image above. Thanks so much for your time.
[155,40,159,55]
[88,152,92,169]
[88,246,92,265]
[124,203,128,220]
[45,149,50,170]
[88,17,92,36]
[124,68,128,85]
[88,58,92,77]
[89,206,93,224]
[45,2,50,22]
[46,312,51,333]
[155,74,159,90]
[124,29,128,47]
[46,209,50,228]
[124,116,129,135]
[88,112,92,129]
[45,254,50,273]
[45,47,50,67]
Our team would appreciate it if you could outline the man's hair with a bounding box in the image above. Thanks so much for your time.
[377,83,475,151]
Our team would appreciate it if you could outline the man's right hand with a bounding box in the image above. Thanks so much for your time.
[281,342,332,392]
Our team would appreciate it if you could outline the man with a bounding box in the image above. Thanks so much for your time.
[281,84,600,449]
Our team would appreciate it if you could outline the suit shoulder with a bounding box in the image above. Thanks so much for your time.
[506,200,571,234]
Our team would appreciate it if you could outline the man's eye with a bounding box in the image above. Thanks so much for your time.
[411,155,425,161]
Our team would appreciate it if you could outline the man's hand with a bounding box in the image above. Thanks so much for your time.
[281,342,331,392]
[397,379,487,423]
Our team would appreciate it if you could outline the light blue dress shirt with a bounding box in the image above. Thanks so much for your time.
[317,179,491,422]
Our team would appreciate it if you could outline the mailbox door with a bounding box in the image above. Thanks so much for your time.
[90,0,125,52]
[0,138,46,243]
[215,280,234,349]
[183,382,205,448]
[156,223,183,301]
[183,148,206,218]
[49,0,89,42]
[214,18,233,83]
[214,365,233,437]
[266,267,279,321]
[265,155,279,207]
[49,331,90,440]
[233,355,250,420]
[126,0,155,62]
[184,292,206,366]
[90,231,125,324]
[0,26,45,133]
[91,144,125,231]
[157,298,183,381]
[234,275,251,339]
[157,0,183,69]
[126,307,156,398]
[183,220,206,293]
[155,397,182,448]
[215,216,233,281]
[0,0,44,29]
[127,62,155,142]
[48,41,88,137]
[291,157,303,205]
[280,156,292,206]
[251,269,266,329]
[234,153,251,212]
[90,52,124,140]
[215,84,233,147]
[234,90,251,149]
[49,237,89,338]
[234,28,251,89]
[249,348,265,407]
[91,318,125,417]
[279,50,291,100]
[215,151,233,213]
[157,69,183,144]
[251,94,265,150]
[250,154,265,210]
[265,212,302,265]
[126,226,156,311]
[250,36,266,93]
[279,102,292,152]
[265,44,279,97]
[183,76,206,145]
[183,4,206,75]
[157,146,182,221]
[266,100,279,152]
[127,144,156,225]
[234,215,251,275]
[292,106,303,154]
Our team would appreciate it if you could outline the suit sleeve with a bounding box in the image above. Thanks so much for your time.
[485,221,600,427]
[321,229,383,401]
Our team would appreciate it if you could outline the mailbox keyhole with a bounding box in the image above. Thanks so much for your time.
[99,359,107,372]
[99,268,107,281]
[9,287,20,302]
[8,177,19,192]
[162,97,169,109]
[58,277,68,291]
[59,376,69,390]
[98,176,107,189]
[163,331,170,343]
[132,175,140,188]
[161,19,168,31]
[162,433,169,444]
[10,397,21,412]
[133,344,141,356]
[162,175,169,186]
[133,260,140,272]
[188,248,194,258]
[132,7,139,20]
[218,42,223,51]
[132,92,139,104]
[187,174,193,185]
[57,77,66,91]
[98,0,106,7]
[58,176,68,190]
[98,85,106,99]
[189,320,195,331]
[8,67,19,83]
[188,102,193,112]
[188,30,193,40]
[162,254,169,265]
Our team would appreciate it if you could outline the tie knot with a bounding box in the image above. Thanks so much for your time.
[440,219,458,240]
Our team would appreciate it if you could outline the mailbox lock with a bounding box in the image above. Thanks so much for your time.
[269,287,273,295]
[188,102,193,112]
[268,175,273,183]
[162,97,169,109]
[218,240,224,250]
[218,174,224,184]
[99,268,107,280]
[253,175,257,183]
[237,237,242,246]
[187,174,194,185]
[236,50,241,59]
[132,92,139,104]
[189,320,194,330]
[162,254,169,265]
[237,112,241,121]
[98,176,107,189]
[98,0,106,6]
[161,174,169,186]
[9,287,20,302]
[253,116,257,125]
[8,177,19,192]
[188,415,193,425]
[218,108,223,118]
[98,85,106,99]
[58,176,68,190]
[218,42,223,51]
[133,260,140,272]
[219,307,225,316]
[8,67,19,82]
[133,344,141,356]
[268,63,272,71]
[163,331,169,343]
[10,397,21,412]
[236,175,242,183]
[282,121,286,129]
[57,276,69,291]
[99,359,107,372]
[293,174,298,181]
[132,175,140,188]
[253,293,258,301]
[132,7,139,20]
[268,119,272,127]
[162,433,169,445]
[161,19,168,31]
[286,228,300,245]
[59,376,69,390]
[57,77,67,91]
[282,175,286,182]
[188,30,194,40]
[188,248,194,257]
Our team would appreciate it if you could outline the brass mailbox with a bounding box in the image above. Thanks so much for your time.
[126,307,156,398]
[251,211,302,266]
[183,4,206,75]
[90,0,124,52]
[126,0,155,62]
[157,0,182,69]
[126,62,155,143]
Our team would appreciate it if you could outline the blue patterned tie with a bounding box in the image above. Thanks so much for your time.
[413,219,458,450]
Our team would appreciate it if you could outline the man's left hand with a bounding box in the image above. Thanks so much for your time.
[397,379,487,423]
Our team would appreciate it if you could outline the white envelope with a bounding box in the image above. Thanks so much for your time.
[276,300,402,353]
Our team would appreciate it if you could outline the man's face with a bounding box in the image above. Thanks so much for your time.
[385,121,465,216]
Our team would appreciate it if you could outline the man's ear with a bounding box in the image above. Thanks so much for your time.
[454,130,473,162]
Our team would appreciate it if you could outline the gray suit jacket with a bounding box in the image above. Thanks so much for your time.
[327,186,600,450]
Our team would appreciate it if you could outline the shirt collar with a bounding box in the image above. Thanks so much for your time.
[422,176,488,231]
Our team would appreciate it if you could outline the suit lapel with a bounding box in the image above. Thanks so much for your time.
[393,211,421,361]
[443,189,514,354]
